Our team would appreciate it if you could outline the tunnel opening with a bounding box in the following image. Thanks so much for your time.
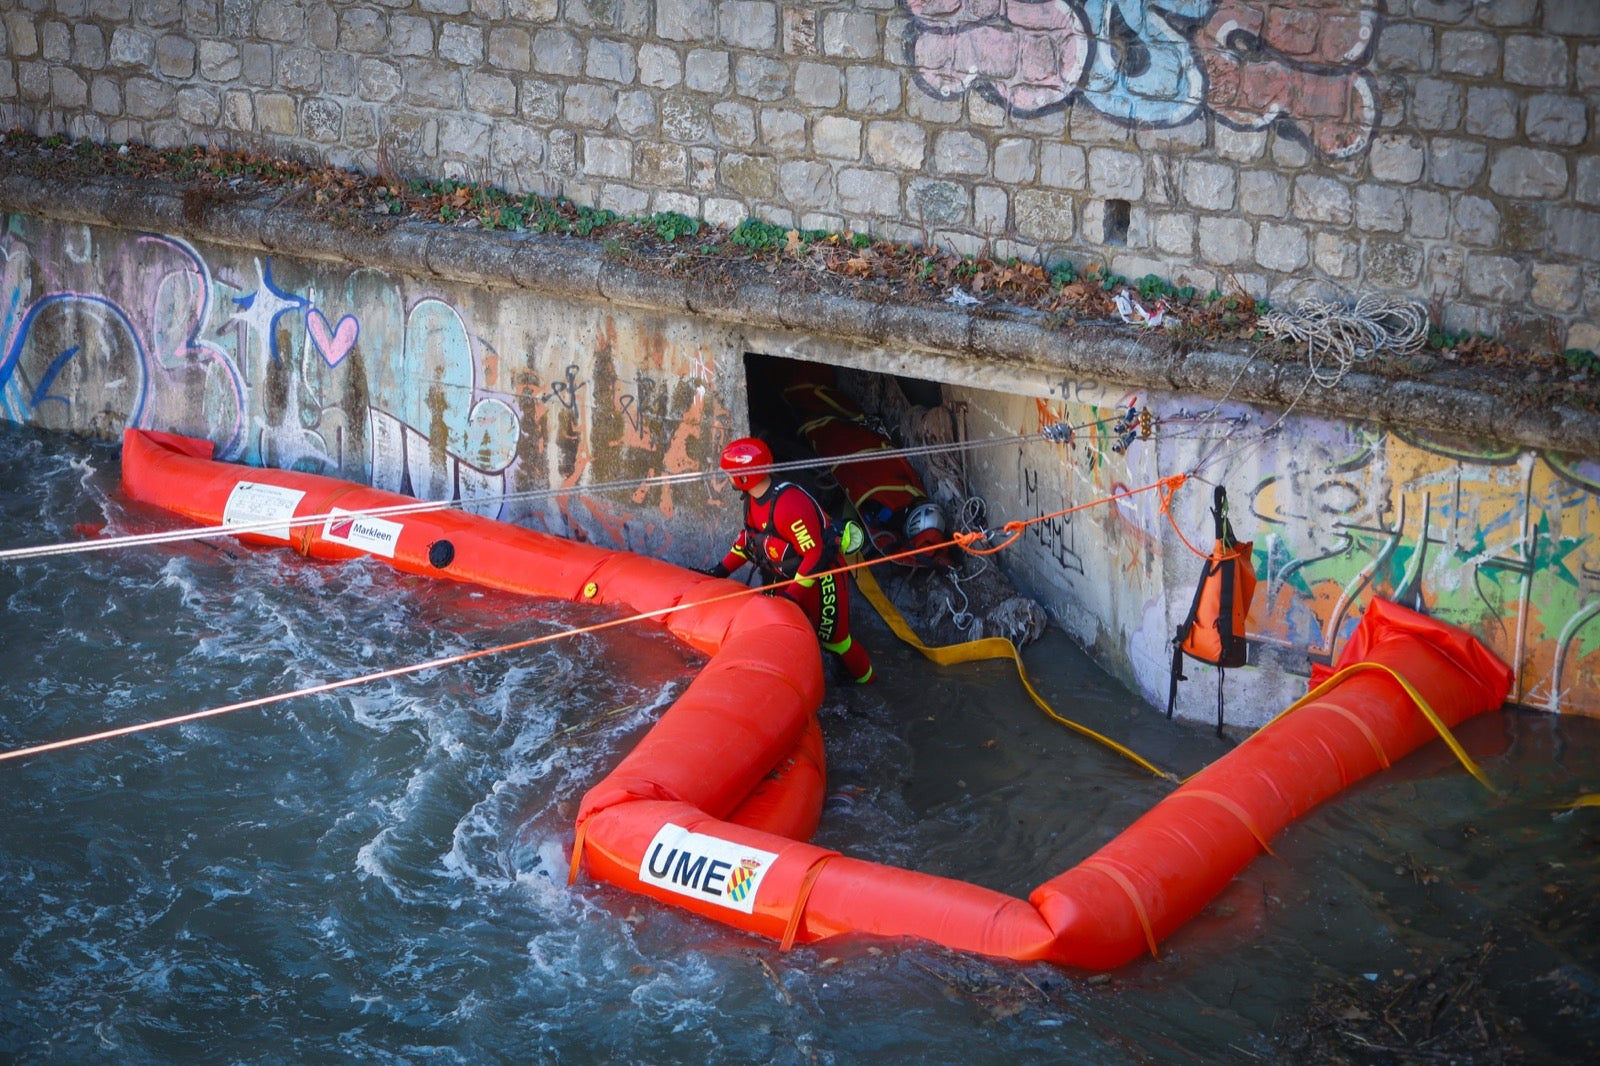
[740,351,959,563]
[737,350,1051,683]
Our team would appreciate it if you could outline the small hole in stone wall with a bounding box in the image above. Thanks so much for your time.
[1103,200,1130,246]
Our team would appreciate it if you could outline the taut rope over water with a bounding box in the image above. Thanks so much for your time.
[1,471,1192,775]
[2,426,1132,564]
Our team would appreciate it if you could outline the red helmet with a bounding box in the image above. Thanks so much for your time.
[720,437,773,492]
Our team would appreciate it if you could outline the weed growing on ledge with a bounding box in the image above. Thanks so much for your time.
[0,130,1593,413]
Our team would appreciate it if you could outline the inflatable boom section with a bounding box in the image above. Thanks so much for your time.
[121,430,1513,969]
[119,429,829,844]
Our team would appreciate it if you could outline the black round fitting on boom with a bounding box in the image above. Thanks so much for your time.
[428,540,456,569]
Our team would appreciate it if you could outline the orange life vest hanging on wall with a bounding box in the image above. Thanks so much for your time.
[1167,485,1256,734]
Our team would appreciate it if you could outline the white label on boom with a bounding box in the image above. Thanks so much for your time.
[322,508,402,558]
[639,824,779,915]
[222,481,306,543]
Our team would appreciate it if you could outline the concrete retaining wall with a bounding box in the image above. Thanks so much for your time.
[2,182,1597,719]
[954,380,1600,723]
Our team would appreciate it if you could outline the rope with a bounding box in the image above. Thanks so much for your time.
[1260,295,1430,389]
[1155,295,1430,483]
[3,466,1196,765]
[953,474,1188,555]
[1156,476,1213,561]
[0,577,769,764]
[938,566,978,637]
[1,428,1097,564]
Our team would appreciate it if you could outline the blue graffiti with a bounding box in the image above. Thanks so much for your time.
[0,292,149,428]
[1078,0,1211,125]
[231,257,308,366]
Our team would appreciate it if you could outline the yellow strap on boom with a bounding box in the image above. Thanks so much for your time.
[854,567,1175,781]
[1223,661,1496,792]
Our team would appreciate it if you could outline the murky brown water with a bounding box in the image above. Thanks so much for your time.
[2,423,1596,1063]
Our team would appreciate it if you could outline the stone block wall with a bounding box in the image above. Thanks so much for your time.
[2,1,1597,351]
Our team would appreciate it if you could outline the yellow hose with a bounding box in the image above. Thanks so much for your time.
[854,566,1176,781]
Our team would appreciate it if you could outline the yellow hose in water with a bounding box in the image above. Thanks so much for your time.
[853,566,1176,781]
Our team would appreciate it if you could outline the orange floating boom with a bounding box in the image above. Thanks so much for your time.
[121,429,1513,969]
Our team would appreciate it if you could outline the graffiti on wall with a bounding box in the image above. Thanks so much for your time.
[0,216,720,552]
[1023,392,1165,580]
[1248,428,1600,714]
[1025,395,1600,715]
[904,0,1382,159]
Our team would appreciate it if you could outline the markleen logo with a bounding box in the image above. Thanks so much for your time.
[322,508,402,558]
[639,824,779,915]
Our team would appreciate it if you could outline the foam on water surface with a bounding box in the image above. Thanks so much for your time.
[1,423,1596,1064]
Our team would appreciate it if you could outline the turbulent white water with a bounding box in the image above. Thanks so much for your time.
[1,423,1596,1064]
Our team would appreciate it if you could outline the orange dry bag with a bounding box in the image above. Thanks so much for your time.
[1167,486,1256,734]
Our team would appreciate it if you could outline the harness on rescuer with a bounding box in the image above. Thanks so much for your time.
[714,437,865,582]
[1166,485,1257,736]
[709,437,874,683]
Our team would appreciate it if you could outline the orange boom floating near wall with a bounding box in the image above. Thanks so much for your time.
[121,429,1513,969]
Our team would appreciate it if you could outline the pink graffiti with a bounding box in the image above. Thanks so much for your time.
[902,0,1384,160]
[1201,1,1381,159]
[906,0,1090,115]
[307,307,359,367]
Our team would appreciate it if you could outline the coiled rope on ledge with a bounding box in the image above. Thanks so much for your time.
[1259,295,1430,389]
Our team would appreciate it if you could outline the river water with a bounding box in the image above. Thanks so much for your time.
[1,422,1596,1064]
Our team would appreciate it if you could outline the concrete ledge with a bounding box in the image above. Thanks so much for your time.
[598,256,692,313]
[876,301,972,356]
[509,237,603,300]
[102,180,188,233]
[344,224,436,280]
[685,267,785,326]
[776,288,881,343]
[189,198,269,249]
[0,172,113,225]
[3,177,1596,458]
[427,227,523,286]
[257,201,357,261]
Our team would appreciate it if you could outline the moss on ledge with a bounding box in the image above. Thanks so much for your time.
[1,130,1595,457]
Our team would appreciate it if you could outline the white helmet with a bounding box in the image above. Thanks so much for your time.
[903,501,945,540]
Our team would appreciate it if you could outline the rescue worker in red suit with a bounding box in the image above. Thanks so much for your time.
[702,437,875,684]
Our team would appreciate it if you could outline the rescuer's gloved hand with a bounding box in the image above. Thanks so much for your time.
[697,562,730,578]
